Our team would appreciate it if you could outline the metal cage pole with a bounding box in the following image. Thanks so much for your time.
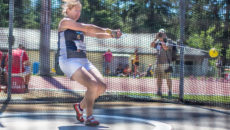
[7,0,15,99]
[179,0,185,101]
[40,0,51,76]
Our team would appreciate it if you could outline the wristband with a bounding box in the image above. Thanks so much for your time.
[105,29,118,38]
[105,29,112,34]
[111,30,118,38]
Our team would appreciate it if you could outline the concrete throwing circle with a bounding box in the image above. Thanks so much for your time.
[0,112,172,130]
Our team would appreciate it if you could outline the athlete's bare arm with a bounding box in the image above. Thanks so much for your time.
[58,18,121,39]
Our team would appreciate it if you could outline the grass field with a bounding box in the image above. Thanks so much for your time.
[119,92,230,104]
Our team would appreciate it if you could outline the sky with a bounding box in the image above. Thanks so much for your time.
[31,0,61,8]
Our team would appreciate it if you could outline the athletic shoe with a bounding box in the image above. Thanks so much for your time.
[73,103,84,122]
[85,116,100,126]
[157,91,162,97]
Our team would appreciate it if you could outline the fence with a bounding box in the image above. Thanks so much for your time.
[0,0,230,108]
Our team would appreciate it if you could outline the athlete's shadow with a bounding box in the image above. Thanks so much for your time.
[0,98,10,128]
[59,124,110,130]
[38,76,83,101]
[0,98,10,114]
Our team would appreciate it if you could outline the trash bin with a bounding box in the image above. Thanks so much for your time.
[33,62,40,75]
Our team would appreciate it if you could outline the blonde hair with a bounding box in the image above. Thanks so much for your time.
[62,0,82,16]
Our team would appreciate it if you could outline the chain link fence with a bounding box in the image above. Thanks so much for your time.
[0,0,229,108]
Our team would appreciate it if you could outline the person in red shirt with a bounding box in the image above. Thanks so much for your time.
[5,44,31,91]
[103,49,113,75]
[0,50,2,86]
[0,51,2,67]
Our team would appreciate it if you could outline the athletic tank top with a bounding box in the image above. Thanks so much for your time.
[133,53,139,64]
[58,29,87,58]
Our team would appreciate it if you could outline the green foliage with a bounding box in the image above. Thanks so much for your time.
[227,45,230,60]
[0,0,179,33]
[0,0,8,27]
[14,0,32,28]
[0,0,229,64]
[187,26,215,50]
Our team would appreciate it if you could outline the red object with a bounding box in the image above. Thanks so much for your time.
[73,103,84,122]
[85,116,100,126]
[0,51,2,61]
[6,48,29,73]
[6,76,26,93]
[103,52,113,62]
[225,73,230,80]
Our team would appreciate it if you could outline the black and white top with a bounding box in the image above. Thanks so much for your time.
[58,29,87,59]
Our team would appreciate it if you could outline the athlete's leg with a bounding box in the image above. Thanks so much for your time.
[88,67,107,99]
[71,67,101,117]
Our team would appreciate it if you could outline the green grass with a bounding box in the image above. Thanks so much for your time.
[117,92,230,103]
[183,95,230,103]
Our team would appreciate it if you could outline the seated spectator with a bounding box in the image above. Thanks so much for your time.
[5,44,31,92]
[115,64,124,76]
[146,64,153,77]
[123,64,132,77]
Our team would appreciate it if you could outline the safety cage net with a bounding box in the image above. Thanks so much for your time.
[0,0,230,108]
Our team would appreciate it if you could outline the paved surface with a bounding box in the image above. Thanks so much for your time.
[0,113,170,130]
[0,102,230,130]
[0,76,230,130]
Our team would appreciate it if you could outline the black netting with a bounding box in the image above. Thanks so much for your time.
[0,0,229,108]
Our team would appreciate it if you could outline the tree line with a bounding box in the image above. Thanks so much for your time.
[0,0,229,66]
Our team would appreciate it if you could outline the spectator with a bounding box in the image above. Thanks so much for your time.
[150,29,172,98]
[103,49,113,76]
[5,44,31,92]
[146,64,153,77]
[0,50,2,86]
[0,50,2,68]
[123,64,132,77]
[115,63,123,76]
[1,53,7,85]
[216,56,222,77]
[21,45,31,88]
[132,49,139,78]
[131,58,135,74]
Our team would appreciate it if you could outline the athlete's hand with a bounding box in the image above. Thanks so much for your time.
[112,29,122,38]
[116,29,122,38]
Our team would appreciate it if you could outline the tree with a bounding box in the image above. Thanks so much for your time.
[187,26,215,50]
[0,0,9,27]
